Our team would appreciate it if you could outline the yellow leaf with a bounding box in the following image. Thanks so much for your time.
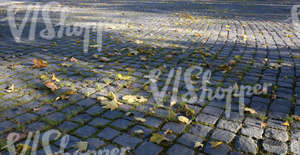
[40,74,47,80]
[33,58,47,68]
[122,95,147,104]
[281,120,290,126]
[45,81,58,91]
[117,74,131,80]
[149,133,169,144]
[134,117,146,122]
[244,107,257,114]
[178,116,190,124]
[51,74,60,82]
[102,100,120,110]
[107,91,117,101]
[76,40,81,44]
[210,141,223,148]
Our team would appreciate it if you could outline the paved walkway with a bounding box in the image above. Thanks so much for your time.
[0,0,300,154]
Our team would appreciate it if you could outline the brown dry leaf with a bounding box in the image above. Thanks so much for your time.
[45,81,58,91]
[70,57,78,62]
[219,64,231,73]
[229,60,237,65]
[178,116,190,124]
[244,107,257,114]
[149,133,169,144]
[281,120,290,126]
[210,141,223,148]
[33,58,47,68]
[294,115,300,121]
[51,74,60,82]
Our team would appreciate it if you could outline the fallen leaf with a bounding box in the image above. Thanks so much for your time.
[134,129,144,135]
[33,107,40,112]
[294,115,300,121]
[5,84,14,93]
[149,133,169,144]
[45,81,58,91]
[70,57,78,62]
[33,58,47,68]
[164,129,173,135]
[117,74,131,80]
[281,120,290,126]
[73,141,88,152]
[229,60,237,65]
[170,101,176,107]
[99,57,110,62]
[244,107,257,114]
[107,91,117,101]
[122,95,147,104]
[210,141,223,148]
[102,100,120,110]
[76,40,81,44]
[40,74,48,80]
[140,56,147,61]
[178,116,190,124]
[194,141,204,148]
[134,117,146,122]
[51,74,60,82]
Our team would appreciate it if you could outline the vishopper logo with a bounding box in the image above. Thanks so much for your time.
[2,129,129,155]
[2,1,103,53]
[146,65,272,118]
[291,5,300,32]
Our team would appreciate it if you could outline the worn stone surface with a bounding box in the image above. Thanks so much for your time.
[0,0,299,154]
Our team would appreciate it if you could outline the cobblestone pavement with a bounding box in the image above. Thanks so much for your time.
[1,0,300,154]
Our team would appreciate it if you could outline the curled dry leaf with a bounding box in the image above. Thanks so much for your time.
[33,58,47,68]
[149,133,169,145]
[210,141,223,148]
[178,116,190,124]
[244,107,257,114]
[45,81,58,91]
[122,95,147,104]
